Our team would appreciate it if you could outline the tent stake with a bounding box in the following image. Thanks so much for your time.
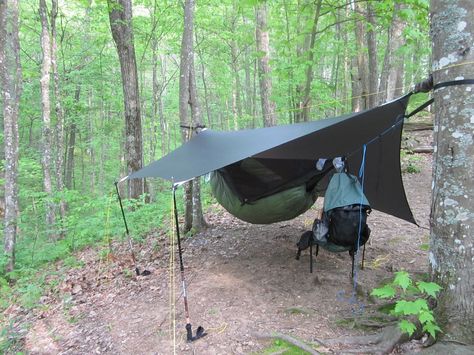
[172,185,205,342]
[114,181,140,276]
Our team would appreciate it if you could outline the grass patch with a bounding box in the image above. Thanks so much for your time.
[259,338,312,354]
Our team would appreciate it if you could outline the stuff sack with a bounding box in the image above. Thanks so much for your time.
[312,216,329,243]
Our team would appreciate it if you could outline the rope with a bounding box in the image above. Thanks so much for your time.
[169,188,177,354]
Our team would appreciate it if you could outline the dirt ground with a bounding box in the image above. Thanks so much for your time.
[13,131,434,354]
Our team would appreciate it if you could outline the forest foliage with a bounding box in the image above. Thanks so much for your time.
[0,0,430,310]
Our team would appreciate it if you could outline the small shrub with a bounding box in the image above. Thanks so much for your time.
[371,271,442,338]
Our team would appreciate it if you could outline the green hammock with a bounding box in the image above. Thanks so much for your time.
[210,158,322,224]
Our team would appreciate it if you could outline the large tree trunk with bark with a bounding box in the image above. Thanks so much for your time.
[179,0,194,233]
[255,2,276,127]
[179,0,207,233]
[108,0,144,199]
[39,0,57,238]
[50,0,67,234]
[0,0,21,272]
[189,58,207,231]
[430,0,474,344]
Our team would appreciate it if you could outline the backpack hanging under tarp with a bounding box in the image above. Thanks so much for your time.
[323,173,371,248]
[323,173,369,211]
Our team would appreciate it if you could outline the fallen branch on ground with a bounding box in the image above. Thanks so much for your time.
[408,147,433,154]
[404,121,433,132]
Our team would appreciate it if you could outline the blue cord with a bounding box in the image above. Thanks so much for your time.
[342,144,367,314]
[353,145,367,308]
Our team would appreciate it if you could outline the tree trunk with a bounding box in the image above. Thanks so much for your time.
[189,57,207,231]
[108,0,144,199]
[230,4,242,121]
[298,0,322,122]
[151,37,159,163]
[386,4,406,101]
[39,0,57,238]
[0,0,21,272]
[242,14,253,120]
[65,85,79,190]
[158,56,168,156]
[88,89,95,194]
[353,1,368,111]
[283,0,295,123]
[366,2,378,109]
[50,0,67,232]
[430,0,474,344]
[179,0,194,233]
[179,0,207,233]
[255,2,276,127]
[377,26,392,105]
[195,31,211,128]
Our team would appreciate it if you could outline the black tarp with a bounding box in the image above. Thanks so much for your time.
[126,95,415,224]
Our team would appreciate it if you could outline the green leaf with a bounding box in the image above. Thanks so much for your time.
[399,320,417,336]
[394,299,428,316]
[414,299,429,312]
[419,310,435,324]
[394,271,412,291]
[416,281,442,297]
[423,321,442,338]
[371,284,396,299]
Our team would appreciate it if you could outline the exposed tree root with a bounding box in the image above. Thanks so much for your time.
[315,325,419,354]
[253,332,321,355]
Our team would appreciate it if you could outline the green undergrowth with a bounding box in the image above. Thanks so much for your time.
[0,179,216,342]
